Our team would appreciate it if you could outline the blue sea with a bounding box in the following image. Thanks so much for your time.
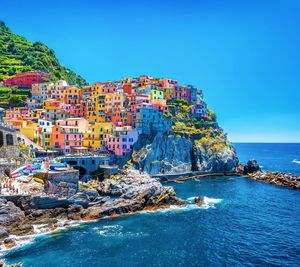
[3,143,300,267]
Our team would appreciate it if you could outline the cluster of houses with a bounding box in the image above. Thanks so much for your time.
[1,71,208,157]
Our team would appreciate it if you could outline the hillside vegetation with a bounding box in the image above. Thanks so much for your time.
[0,86,30,107]
[0,21,87,86]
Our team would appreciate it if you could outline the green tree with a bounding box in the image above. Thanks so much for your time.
[9,95,24,107]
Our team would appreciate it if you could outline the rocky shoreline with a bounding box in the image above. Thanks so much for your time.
[0,169,184,252]
[236,159,300,190]
[1,160,299,263]
[0,262,22,267]
[249,171,300,189]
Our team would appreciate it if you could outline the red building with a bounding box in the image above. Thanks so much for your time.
[3,71,51,87]
[123,84,133,94]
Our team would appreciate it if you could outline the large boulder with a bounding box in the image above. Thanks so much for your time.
[244,159,261,174]
[0,199,25,227]
[0,228,9,241]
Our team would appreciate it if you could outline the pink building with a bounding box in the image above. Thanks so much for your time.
[107,126,138,156]
[174,86,190,103]
[52,118,89,154]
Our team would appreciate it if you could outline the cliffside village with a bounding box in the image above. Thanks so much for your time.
[1,71,208,156]
[0,71,208,197]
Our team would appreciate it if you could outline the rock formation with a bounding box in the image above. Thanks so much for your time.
[82,169,184,219]
[235,159,261,175]
[0,169,184,248]
[132,117,238,174]
[0,261,22,267]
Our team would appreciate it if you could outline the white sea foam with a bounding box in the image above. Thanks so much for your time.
[98,225,123,236]
[141,196,223,215]
[0,235,33,257]
[0,220,82,257]
[292,159,300,164]
[95,225,146,238]
[202,196,223,209]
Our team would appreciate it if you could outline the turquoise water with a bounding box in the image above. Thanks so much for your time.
[3,143,300,266]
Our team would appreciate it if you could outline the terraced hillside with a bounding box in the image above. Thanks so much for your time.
[0,21,87,86]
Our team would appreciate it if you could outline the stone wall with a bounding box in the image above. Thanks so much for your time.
[0,147,23,176]
[0,195,84,210]
[0,124,17,147]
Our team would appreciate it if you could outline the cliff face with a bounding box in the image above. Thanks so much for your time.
[132,108,238,175]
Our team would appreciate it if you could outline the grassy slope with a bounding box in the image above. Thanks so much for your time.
[0,21,87,86]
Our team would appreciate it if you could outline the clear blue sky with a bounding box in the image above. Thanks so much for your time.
[1,0,300,142]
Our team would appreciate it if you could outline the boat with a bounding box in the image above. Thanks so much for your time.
[49,162,67,171]
[53,167,68,171]
[34,177,45,184]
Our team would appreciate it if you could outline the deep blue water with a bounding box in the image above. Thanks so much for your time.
[234,143,300,176]
[3,143,300,267]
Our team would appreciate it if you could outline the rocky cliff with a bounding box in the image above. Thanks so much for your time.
[132,103,238,174]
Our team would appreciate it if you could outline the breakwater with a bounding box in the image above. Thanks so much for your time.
[249,171,300,189]
[151,171,238,182]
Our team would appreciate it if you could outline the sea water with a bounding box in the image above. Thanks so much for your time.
[3,143,300,266]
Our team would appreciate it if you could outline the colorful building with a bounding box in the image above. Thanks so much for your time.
[52,118,89,154]
[107,126,138,156]
[37,119,53,149]
[31,82,49,101]
[3,71,50,88]
[83,122,114,151]
[191,102,208,119]
[150,89,164,101]
[135,105,164,133]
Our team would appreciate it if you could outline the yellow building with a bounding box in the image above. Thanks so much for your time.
[83,122,114,150]
[64,87,82,105]
[20,121,38,141]
[87,83,106,123]
[150,89,164,101]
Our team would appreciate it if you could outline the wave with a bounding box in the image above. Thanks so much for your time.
[292,159,300,164]
[187,196,223,209]
[0,220,81,257]
[95,225,147,238]
[141,196,223,215]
